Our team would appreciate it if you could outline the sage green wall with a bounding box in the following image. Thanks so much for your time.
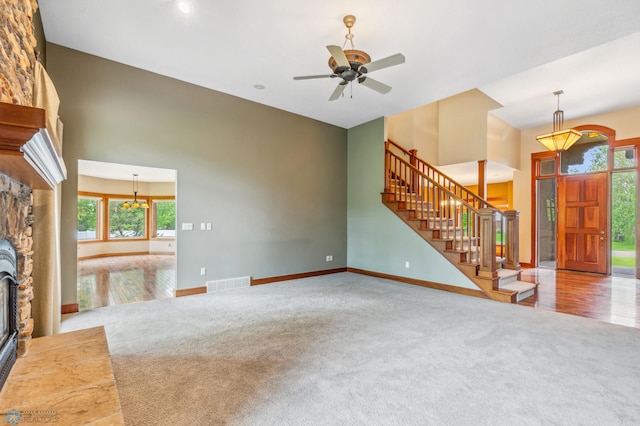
[47,44,347,305]
[347,118,476,290]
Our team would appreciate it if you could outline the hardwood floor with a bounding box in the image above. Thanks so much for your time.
[519,268,640,329]
[77,255,176,311]
[76,256,640,330]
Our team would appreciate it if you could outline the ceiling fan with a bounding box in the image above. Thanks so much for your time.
[293,15,406,101]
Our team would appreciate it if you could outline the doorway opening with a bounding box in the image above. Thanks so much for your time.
[532,126,640,278]
[76,160,177,310]
[536,177,556,268]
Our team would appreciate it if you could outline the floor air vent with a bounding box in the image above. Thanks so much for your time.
[206,276,251,292]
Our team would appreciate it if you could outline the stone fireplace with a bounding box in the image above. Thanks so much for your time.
[0,0,65,390]
[0,102,66,390]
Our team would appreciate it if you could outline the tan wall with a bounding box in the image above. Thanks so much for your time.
[514,105,640,263]
[388,91,512,168]
[487,114,520,170]
[438,89,501,166]
[387,103,439,164]
[387,109,415,148]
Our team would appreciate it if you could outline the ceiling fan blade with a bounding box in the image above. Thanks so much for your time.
[326,45,350,68]
[293,74,334,80]
[359,77,392,94]
[329,83,347,101]
[362,53,405,73]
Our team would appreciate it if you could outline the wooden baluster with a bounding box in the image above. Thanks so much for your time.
[396,157,401,199]
[409,149,418,194]
[461,205,468,262]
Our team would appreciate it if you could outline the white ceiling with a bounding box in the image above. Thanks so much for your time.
[40,1,640,185]
[78,160,176,182]
[437,161,517,187]
[38,0,640,132]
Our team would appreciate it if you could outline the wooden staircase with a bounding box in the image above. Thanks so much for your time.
[382,140,536,303]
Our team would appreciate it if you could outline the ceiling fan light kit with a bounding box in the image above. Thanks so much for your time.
[293,15,405,100]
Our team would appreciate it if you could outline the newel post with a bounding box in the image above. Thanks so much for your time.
[478,208,498,288]
[503,210,521,271]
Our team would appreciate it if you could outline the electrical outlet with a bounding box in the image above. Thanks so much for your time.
[200,223,206,230]
[206,223,212,230]
[405,261,410,268]
[326,255,333,262]
[200,267,206,276]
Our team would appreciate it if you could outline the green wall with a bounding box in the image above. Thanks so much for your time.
[347,118,475,289]
[47,44,347,304]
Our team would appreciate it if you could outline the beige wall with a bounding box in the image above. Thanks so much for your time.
[514,105,640,263]
[438,89,501,166]
[387,103,439,164]
[487,114,520,170]
[387,90,519,170]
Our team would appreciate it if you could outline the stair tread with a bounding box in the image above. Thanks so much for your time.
[381,186,523,303]
[500,281,536,292]
[497,269,520,278]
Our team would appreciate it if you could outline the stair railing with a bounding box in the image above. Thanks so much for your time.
[384,141,520,277]
[387,139,492,210]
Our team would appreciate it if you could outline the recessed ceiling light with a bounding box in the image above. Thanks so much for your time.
[254,84,266,90]
[177,0,192,14]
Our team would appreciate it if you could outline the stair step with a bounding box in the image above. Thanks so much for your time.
[497,268,520,285]
[381,190,523,304]
[499,280,536,302]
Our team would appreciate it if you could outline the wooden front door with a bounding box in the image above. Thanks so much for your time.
[557,172,609,273]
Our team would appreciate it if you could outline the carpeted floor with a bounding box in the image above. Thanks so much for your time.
[61,272,640,425]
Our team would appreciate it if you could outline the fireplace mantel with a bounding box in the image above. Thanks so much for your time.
[0,102,66,189]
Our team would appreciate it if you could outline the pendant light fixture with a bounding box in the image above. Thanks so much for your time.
[536,90,582,152]
[122,174,149,209]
